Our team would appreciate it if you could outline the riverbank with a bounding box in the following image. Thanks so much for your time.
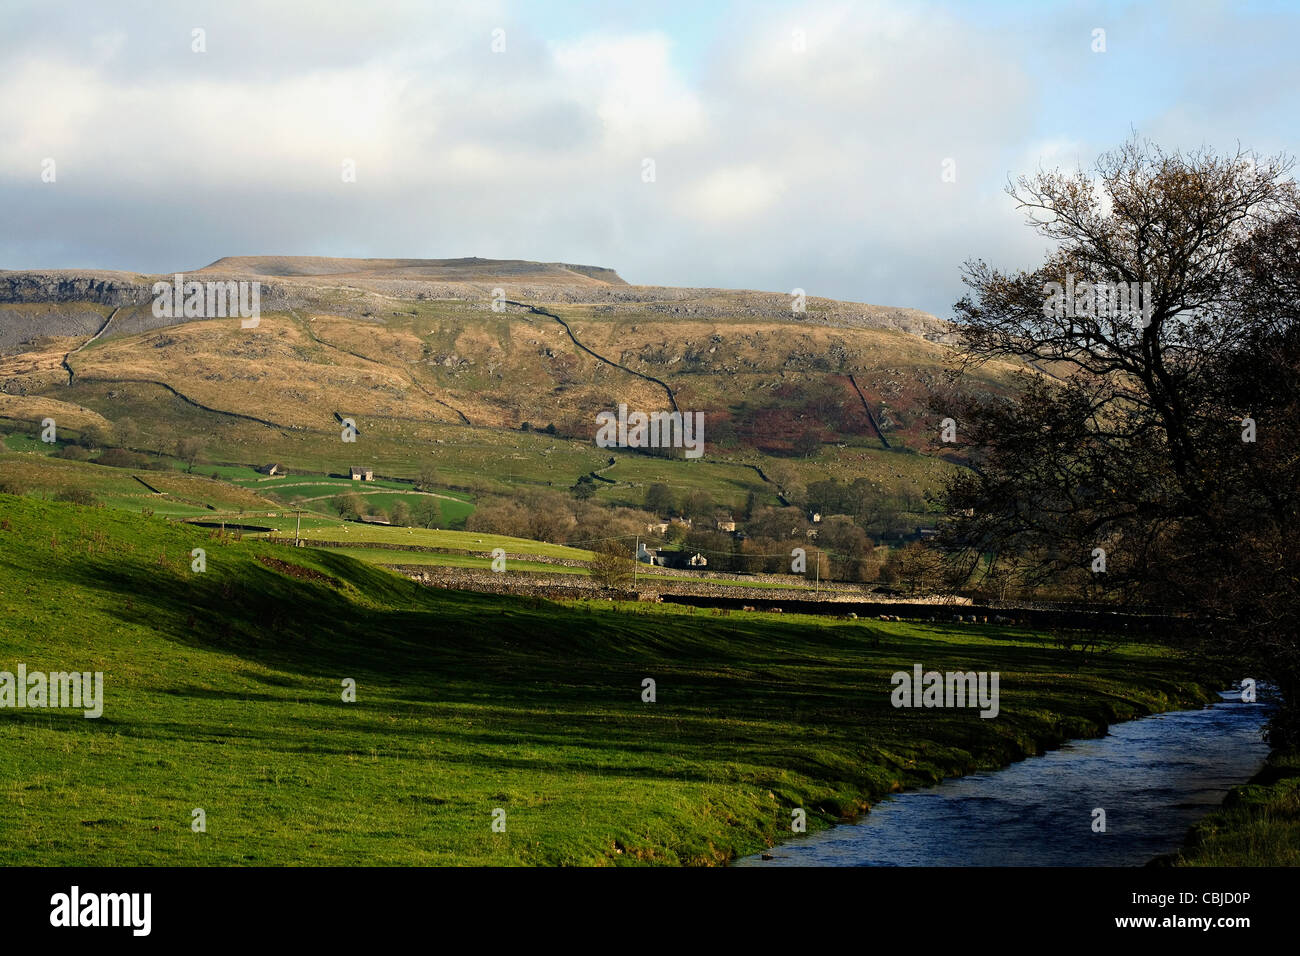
[1174,749,1300,866]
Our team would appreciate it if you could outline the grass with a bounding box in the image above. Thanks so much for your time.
[0,495,1220,866]
[1175,751,1300,866]
[0,451,284,516]
[274,523,596,561]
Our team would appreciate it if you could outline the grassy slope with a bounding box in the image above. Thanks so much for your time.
[0,496,1217,865]
[278,524,593,559]
[0,450,285,516]
[2,296,990,518]
[0,446,476,528]
[1175,751,1300,866]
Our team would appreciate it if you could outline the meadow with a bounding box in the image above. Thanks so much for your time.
[0,494,1218,865]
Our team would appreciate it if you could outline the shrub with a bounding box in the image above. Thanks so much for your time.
[77,424,106,451]
[97,447,146,469]
[55,488,98,506]
[588,537,636,589]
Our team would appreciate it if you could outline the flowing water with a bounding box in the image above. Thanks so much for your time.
[735,690,1270,867]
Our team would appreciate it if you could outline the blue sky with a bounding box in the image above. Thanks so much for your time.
[1,0,1297,317]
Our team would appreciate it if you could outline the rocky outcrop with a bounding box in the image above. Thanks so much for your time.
[0,257,953,344]
[0,271,154,306]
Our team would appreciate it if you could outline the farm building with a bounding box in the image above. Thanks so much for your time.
[349,466,374,481]
[257,463,284,476]
[637,544,666,566]
[638,548,708,570]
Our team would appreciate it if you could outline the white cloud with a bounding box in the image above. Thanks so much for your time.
[678,165,785,222]
[551,32,705,152]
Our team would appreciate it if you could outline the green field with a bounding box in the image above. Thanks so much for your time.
[0,495,1219,865]
[276,523,594,560]
[328,548,586,574]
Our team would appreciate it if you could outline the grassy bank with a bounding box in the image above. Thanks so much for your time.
[1174,751,1300,866]
[0,495,1218,865]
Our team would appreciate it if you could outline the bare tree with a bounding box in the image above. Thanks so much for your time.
[174,436,204,473]
[936,138,1300,743]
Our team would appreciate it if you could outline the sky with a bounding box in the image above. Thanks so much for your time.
[2,0,1298,317]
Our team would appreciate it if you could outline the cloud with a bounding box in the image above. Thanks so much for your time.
[552,32,705,152]
[0,0,1297,316]
[678,165,786,222]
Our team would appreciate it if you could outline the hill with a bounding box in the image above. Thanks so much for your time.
[0,256,1023,554]
[195,255,629,287]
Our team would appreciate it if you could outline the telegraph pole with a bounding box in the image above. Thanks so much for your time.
[294,510,302,547]
[634,535,640,589]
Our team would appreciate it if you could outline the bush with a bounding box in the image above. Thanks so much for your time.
[588,537,636,589]
[77,424,106,451]
[0,477,29,495]
[644,482,675,516]
[55,488,98,506]
[96,447,147,469]
[56,444,89,461]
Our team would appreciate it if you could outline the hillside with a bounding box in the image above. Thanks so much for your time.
[195,255,629,287]
[0,496,1214,865]
[0,256,1020,543]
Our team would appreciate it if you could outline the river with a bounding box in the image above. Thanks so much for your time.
[735,689,1270,866]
